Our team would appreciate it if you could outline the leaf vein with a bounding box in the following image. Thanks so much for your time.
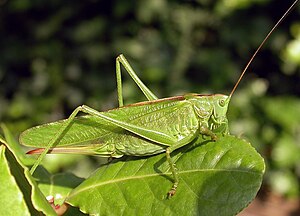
[68,168,260,198]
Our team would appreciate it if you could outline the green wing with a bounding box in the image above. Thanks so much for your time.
[20,98,199,156]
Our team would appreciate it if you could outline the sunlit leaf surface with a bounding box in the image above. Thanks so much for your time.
[67,135,264,215]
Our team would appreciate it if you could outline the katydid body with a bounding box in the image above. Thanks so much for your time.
[19,0,299,198]
[23,94,229,158]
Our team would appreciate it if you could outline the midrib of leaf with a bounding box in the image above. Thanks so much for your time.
[67,167,261,199]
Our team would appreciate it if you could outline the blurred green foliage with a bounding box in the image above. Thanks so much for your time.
[0,0,299,198]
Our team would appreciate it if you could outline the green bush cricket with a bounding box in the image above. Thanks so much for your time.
[19,0,299,198]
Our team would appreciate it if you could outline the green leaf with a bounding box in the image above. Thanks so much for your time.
[0,145,30,215]
[34,167,84,206]
[0,125,56,215]
[1,124,35,166]
[33,167,87,215]
[67,135,265,215]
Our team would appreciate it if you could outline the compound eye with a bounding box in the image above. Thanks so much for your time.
[219,99,225,107]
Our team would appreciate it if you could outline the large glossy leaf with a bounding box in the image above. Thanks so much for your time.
[67,135,265,215]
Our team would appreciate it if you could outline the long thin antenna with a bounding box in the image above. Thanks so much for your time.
[229,0,299,98]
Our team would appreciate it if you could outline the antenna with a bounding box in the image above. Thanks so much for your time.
[229,0,299,98]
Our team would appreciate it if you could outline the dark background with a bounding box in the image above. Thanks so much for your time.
[1,0,300,203]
